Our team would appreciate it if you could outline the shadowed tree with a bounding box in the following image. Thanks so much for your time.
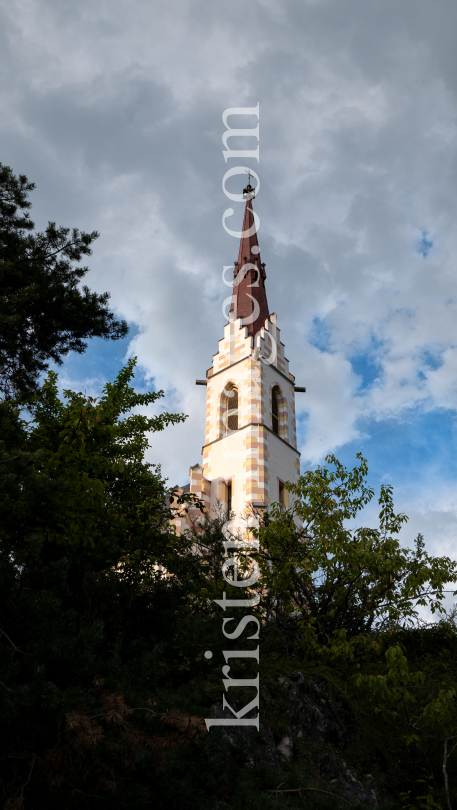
[0,163,128,399]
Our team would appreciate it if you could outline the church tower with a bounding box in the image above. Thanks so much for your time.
[174,184,303,531]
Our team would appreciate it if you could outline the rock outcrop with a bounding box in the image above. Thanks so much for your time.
[207,672,379,807]
[277,671,346,748]
[209,700,280,771]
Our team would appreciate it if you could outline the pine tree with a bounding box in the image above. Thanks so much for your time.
[0,163,128,399]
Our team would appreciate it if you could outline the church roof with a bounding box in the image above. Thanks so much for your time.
[230,186,270,337]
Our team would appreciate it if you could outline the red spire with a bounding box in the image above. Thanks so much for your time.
[230,189,269,338]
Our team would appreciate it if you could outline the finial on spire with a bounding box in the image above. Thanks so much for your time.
[243,169,256,200]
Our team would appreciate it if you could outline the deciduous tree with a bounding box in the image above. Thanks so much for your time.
[0,361,204,808]
[253,454,457,657]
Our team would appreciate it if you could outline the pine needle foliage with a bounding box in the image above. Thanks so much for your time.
[0,163,128,399]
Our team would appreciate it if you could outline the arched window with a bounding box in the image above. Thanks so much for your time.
[224,384,238,432]
[272,386,280,435]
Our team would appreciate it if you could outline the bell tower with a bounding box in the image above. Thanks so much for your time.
[173,186,303,532]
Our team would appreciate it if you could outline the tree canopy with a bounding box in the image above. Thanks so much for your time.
[0,163,128,399]
[253,454,457,658]
[2,375,457,808]
[0,361,207,809]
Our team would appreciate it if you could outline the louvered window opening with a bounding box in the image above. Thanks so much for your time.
[279,481,285,506]
[272,387,279,435]
[227,387,238,431]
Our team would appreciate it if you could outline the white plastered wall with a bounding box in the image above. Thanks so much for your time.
[201,313,300,519]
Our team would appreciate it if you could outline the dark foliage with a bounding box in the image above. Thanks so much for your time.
[0,163,128,398]
[1,370,457,808]
[0,362,208,808]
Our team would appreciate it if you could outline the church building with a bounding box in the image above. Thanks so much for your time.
[173,183,304,532]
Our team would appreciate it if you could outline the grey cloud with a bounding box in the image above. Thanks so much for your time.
[1,0,457,543]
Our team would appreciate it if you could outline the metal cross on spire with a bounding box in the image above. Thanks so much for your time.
[243,169,256,200]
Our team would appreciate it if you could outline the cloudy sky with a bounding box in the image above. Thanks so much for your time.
[1,0,457,571]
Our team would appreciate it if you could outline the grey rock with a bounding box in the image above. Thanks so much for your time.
[319,753,378,806]
[340,763,378,807]
[278,672,345,748]
[276,734,293,760]
[319,751,342,780]
[330,762,378,807]
[361,774,378,808]
[209,700,280,770]
[207,675,379,805]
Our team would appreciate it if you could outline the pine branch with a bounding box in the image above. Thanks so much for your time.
[266,785,354,805]
[0,626,30,655]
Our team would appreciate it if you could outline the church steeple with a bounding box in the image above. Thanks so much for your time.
[230,183,269,337]
[171,187,302,535]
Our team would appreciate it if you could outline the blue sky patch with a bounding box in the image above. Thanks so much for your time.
[349,334,384,391]
[328,408,457,499]
[350,352,382,390]
[298,407,457,547]
[418,230,433,258]
[48,324,155,395]
[309,316,333,352]
[421,347,444,371]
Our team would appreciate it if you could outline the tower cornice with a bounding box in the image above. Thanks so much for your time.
[206,355,295,386]
[201,421,301,455]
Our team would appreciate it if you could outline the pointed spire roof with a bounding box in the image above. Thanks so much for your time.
[230,186,269,337]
